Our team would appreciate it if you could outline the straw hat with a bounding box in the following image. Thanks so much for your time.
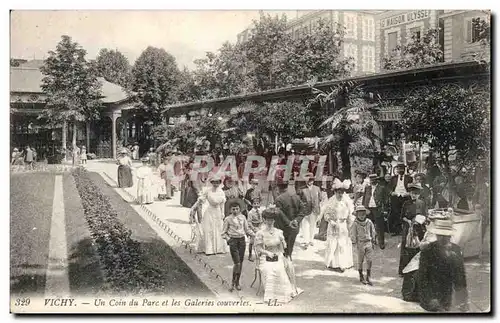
[408,183,423,191]
[427,219,455,236]
[355,205,367,213]
[250,178,259,185]
[120,148,128,154]
[368,173,378,179]
[141,157,149,162]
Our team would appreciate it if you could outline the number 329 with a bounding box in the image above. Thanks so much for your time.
[15,298,30,306]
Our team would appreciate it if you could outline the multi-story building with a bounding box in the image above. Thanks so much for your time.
[375,10,443,71]
[237,10,380,75]
[440,10,490,62]
[376,9,490,71]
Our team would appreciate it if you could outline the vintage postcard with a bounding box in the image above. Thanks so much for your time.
[10,9,490,314]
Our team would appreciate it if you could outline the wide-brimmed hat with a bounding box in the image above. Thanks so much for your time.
[120,148,129,154]
[250,178,259,185]
[332,178,351,191]
[13,148,18,152]
[141,157,149,162]
[408,183,423,191]
[355,205,367,213]
[427,219,455,236]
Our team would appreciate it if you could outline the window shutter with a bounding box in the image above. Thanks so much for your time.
[466,19,472,43]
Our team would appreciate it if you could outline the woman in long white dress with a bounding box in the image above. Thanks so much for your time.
[136,157,154,204]
[255,207,299,304]
[191,174,228,255]
[323,178,355,272]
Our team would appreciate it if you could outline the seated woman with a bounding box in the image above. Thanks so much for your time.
[254,207,301,304]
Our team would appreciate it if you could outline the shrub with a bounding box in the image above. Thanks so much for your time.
[71,167,167,293]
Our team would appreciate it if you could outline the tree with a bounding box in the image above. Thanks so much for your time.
[402,83,490,204]
[383,29,443,70]
[253,101,312,150]
[40,35,102,160]
[274,19,353,87]
[132,46,181,123]
[310,81,382,179]
[94,48,132,88]
[190,42,257,101]
[174,67,201,103]
[243,13,292,90]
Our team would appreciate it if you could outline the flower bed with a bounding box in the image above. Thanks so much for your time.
[72,167,167,293]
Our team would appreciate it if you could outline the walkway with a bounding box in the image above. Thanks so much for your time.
[85,160,490,313]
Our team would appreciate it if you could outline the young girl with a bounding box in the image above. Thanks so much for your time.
[247,198,265,261]
[221,202,254,292]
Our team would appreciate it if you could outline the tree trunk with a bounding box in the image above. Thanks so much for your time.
[62,121,67,160]
[72,122,77,166]
[340,142,351,180]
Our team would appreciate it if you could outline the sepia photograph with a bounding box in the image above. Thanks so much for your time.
[9,7,491,314]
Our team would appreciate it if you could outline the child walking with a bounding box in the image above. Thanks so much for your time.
[247,198,265,262]
[222,201,255,292]
[351,205,376,285]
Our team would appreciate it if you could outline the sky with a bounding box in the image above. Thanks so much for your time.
[10,10,293,70]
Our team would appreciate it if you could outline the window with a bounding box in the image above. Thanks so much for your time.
[387,31,398,53]
[345,44,358,70]
[410,27,421,41]
[465,17,482,43]
[362,46,375,72]
[363,17,375,41]
[344,13,357,39]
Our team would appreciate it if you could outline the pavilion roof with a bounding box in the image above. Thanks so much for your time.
[10,60,131,104]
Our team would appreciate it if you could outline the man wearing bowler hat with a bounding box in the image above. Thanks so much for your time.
[389,162,413,235]
[363,174,387,249]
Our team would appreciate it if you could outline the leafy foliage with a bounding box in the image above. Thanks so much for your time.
[152,114,224,153]
[383,29,443,70]
[132,46,181,122]
[470,17,491,65]
[40,35,103,128]
[402,83,490,175]
[310,81,382,179]
[274,19,353,86]
[93,48,132,88]
[254,101,312,141]
[181,13,351,102]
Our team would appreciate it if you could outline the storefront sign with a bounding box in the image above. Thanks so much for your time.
[380,10,431,29]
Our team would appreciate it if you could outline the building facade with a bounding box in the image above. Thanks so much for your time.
[237,10,380,75]
[376,9,490,71]
[440,10,490,62]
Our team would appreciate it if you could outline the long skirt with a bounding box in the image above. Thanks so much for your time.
[198,206,227,255]
[324,223,354,269]
[399,222,423,275]
[137,178,154,204]
[261,256,296,304]
[402,271,420,302]
[117,165,133,188]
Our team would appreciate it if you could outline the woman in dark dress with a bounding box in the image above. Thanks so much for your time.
[117,148,133,188]
[399,183,427,276]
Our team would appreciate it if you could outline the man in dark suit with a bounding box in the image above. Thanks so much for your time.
[298,173,323,249]
[274,179,305,259]
[363,174,387,249]
[388,162,413,235]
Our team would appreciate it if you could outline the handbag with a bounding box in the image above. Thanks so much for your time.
[406,223,420,249]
